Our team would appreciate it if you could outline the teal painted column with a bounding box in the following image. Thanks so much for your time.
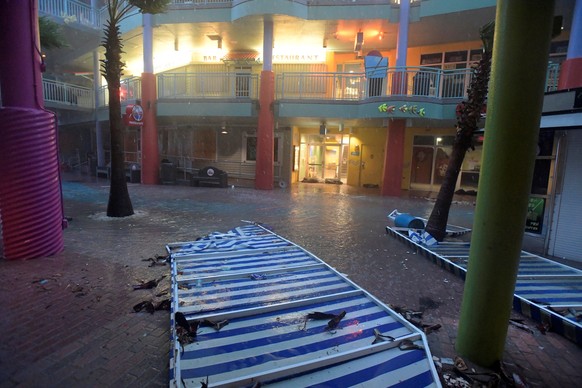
[456,0,555,367]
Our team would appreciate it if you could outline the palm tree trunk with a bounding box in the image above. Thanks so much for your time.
[106,85,134,217]
[103,15,134,217]
[425,138,470,241]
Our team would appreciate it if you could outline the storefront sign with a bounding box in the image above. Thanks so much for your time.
[525,197,545,234]
[124,103,144,126]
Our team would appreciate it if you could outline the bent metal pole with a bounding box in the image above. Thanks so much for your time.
[456,0,555,367]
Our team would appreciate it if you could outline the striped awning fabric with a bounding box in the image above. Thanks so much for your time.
[168,223,441,387]
[386,226,582,346]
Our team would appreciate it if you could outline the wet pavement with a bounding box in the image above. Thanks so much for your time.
[1,172,581,387]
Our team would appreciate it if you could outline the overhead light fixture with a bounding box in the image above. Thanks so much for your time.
[323,39,327,48]
[354,31,364,52]
[174,37,179,51]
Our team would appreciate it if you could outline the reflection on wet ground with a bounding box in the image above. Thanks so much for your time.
[0,172,579,387]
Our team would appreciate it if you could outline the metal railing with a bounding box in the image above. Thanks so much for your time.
[97,77,142,107]
[171,0,233,4]
[44,64,562,108]
[276,67,474,100]
[158,72,260,99]
[42,79,94,108]
[39,0,105,28]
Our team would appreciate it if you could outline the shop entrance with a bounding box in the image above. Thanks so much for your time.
[410,135,454,190]
[300,134,349,183]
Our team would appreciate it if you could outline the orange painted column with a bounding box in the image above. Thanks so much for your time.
[380,119,406,196]
[140,72,159,184]
[255,70,275,190]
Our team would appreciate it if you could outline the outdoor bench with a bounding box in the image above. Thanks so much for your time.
[190,166,228,188]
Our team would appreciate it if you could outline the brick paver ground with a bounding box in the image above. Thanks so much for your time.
[1,172,580,387]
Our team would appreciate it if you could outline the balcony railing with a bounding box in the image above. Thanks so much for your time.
[158,72,260,100]
[43,64,562,108]
[97,77,143,107]
[39,0,105,28]
[43,79,94,108]
[276,67,474,100]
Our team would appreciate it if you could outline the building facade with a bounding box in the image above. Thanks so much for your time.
[37,0,581,260]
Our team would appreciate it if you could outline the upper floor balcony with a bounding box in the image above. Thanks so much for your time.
[43,63,561,122]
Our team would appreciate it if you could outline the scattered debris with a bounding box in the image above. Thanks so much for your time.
[397,339,424,351]
[142,255,169,267]
[133,275,166,290]
[325,311,347,331]
[509,318,535,334]
[390,304,442,335]
[133,301,155,314]
[301,312,337,330]
[175,312,199,345]
[372,328,395,344]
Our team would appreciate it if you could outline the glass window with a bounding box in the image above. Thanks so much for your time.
[413,136,434,145]
[244,135,279,163]
[436,136,455,146]
[444,50,468,63]
[420,53,443,65]
[245,136,257,161]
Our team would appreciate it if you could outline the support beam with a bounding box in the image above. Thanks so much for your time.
[456,0,555,367]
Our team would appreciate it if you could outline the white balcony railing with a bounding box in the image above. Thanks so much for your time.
[44,64,561,108]
[39,0,105,28]
[158,72,260,100]
[43,79,94,108]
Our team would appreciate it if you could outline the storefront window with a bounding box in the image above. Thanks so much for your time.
[244,134,279,163]
[411,135,454,187]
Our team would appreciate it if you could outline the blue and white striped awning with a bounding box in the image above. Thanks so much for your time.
[168,223,441,387]
[386,226,582,345]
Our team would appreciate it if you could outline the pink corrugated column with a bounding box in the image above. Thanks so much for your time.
[0,0,65,260]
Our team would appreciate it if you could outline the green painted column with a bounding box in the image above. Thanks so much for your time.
[456,0,555,367]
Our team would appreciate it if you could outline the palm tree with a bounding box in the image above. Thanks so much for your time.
[424,21,495,241]
[101,0,169,217]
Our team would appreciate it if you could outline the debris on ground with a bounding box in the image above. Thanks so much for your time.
[434,355,533,388]
[509,318,535,334]
[390,304,442,335]
[142,254,169,267]
[132,275,166,290]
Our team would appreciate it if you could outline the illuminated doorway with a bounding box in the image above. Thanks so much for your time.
[300,134,349,182]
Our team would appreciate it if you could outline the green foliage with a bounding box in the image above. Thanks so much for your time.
[39,16,68,49]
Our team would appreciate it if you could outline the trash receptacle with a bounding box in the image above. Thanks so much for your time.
[161,161,176,185]
[128,163,141,183]
[394,213,425,229]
